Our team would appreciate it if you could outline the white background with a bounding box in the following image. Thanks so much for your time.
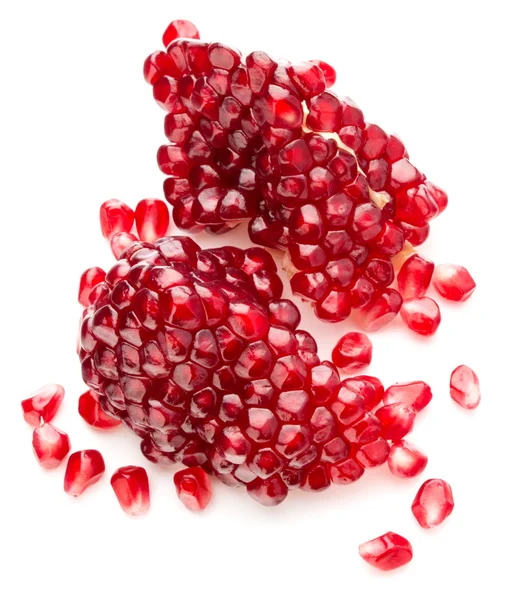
[1,1,507,598]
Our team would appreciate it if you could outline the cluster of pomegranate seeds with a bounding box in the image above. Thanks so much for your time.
[331,332,372,373]
[412,479,454,528]
[64,450,105,497]
[32,424,71,469]
[111,466,150,516]
[450,365,481,409]
[21,384,65,426]
[174,466,212,511]
[359,531,413,571]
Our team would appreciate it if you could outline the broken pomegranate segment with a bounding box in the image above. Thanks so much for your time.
[375,403,416,441]
[100,200,135,240]
[64,450,105,497]
[174,466,212,511]
[135,198,170,242]
[433,264,476,302]
[111,466,150,516]
[397,254,434,299]
[78,267,107,307]
[383,381,432,412]
[450,365,480,409]
[359,531,413,571]
[21,384,65,427]
[411,478,454,528]
[331,332,372,373]
[400,297,441,336]
[78,390,122,429]
[32,423,71,469]
[387,440,428,478]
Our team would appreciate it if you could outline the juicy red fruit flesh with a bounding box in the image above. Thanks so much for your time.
[64,450,105,497]
[78,390,122,429]
[32,423,71,469]
[412,479,454,528]
[359,531,413,571]
[450,365,480,409]
[174,466,212,511]
[331,332,372,373]
[111,466,150,516]
[21,384,65,427]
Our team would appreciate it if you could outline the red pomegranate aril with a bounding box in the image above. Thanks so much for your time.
[143,51,176,85]
[359,532,413,571]
[397,254,434,299]
[174,466,212,511]
[412,479,454,528]
[79,267,106,307]
[162,19,200,47]
[247,474,288,506]
[78,390,122,429]
[309,59,336,87]
[329,458,364,484]
[111,466,150,516]
[64,450,105,497]
[400,297,441,336]
[135,199,170,243]
[388,440,428,478]
[356,438,390,469]
[21,384,65,427]
[288,62,326,98]
[375,403,416,441]
[433,264,476,302]
[331,332,372,373]
[450,365,480,409]
[356,289,403,332]
[32,423,70,469]
[383,381,432,412]
[110,232,139,260]
[100,200,135,240]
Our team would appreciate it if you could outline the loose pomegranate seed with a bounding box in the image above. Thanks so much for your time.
[78,390,122,429]
[411,479,454,528]
[309,60,336,87]
[356,289,403,331]
[433,264,476,302]
[174,466,212,511]
[100,200,135,240]
[400,297,441,336]
[135,199,170,242]
[450,365,480,409]
[78,267,106,306]
[111,466,150,516]
[32,423,70,469]
[383,381,432,412]
[331,332,372,373]
[359,532,413,571]
[64,450,105,497]
[397,254,434,299]
[162,19,200,47]
[110,232,139,259]
[387,440,428,478]
[21,384,65,427]
[375,403,416,441]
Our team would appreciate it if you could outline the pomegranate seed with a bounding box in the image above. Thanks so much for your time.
[78,267,106,307]
[329,458,364,484]
[110,232,139,259]
[111,466,150,516]
[78,390,122,429]
[100,200,135,239]
[412,479,454,528]
[397,254,434,299]
[356,289,403,331]
[356,438,390,468]
[288,62,326,98]
[400,297,441,336]
[21,384,64,427]
[450,365,480,409]
[309,60,336,87]
[247,474,288,506]
[433,264,476,302]
[162,19,200,47]
[174,466,212,511]
[331,332,372,373]
[64,450,105,497]
[375,403,416,441]
[388,440,428,478]
[384,381,432,412]
[359,532,413,571]
[32,423,70,469]
[135,199,170,242]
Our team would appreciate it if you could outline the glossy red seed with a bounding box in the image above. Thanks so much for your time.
[359,532,413,571]
[111,466,150,516]
[412,479,454,528]
[135,199,170,242]
[397,254,434,298]
[383,381,432,412]
[110,232,139,259]
[174,466,212,511]
[388,440,428,478]
[21,384,65,427]
[32,423,70,469]
[356,289,403,331]
[288,62,326,98]
[64,450,105,497]
[100,200,135,240]
[78,390,122,429]
[78,267,106,307]
[450,365,480,409]
[329,458,364,484]
[162,19,200,47]
[331,332,372,373]
[433,264,476,302]
[247,474,288,506]
[143,51,177,85]
[309,59,336,87]
[375,403,416,441]
[400,297,441,336]
[356,438,390,468]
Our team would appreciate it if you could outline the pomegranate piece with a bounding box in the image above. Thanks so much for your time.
[174,466,212,511]
[359,531,413,571]
[111,466,150,516]
[135,198,170,242]
[387,440,428,478]
[100,200,135,239]
[383,380,432,412]
[433,264,476,302]
[64,450,105,497]
[110,232,139,259]
[400,297,441,336]
[78,390,122,429]
[162,19,200,47]
[21,384,65,427]
[397,254,434,299]
[450,365,481,409]
[32,423,70,469]
[78,267,106,306]
[375,403,416,441]
[331,332,372,373]
[411,479,454,528]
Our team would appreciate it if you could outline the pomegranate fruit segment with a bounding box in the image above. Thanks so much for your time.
[359,531,413,571]
[411,478,454,528]
[433,264,476,302]
[383,381,432,412]
[375,403,416,441]
[21,384,65,427]
[110,232,139,259]
[78,390,122,429]
[100,200,135,240]
[111,466,150,516]
[387,440,428,478]
[397,254,434,299]
[78,267,107,307]
[135,198,170,242]
[400,297,441,336]
[450,365,480,409]
[174,466,212,511]
[331,332,372,373]
[32,423,71,469]
[64,450,105,497]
